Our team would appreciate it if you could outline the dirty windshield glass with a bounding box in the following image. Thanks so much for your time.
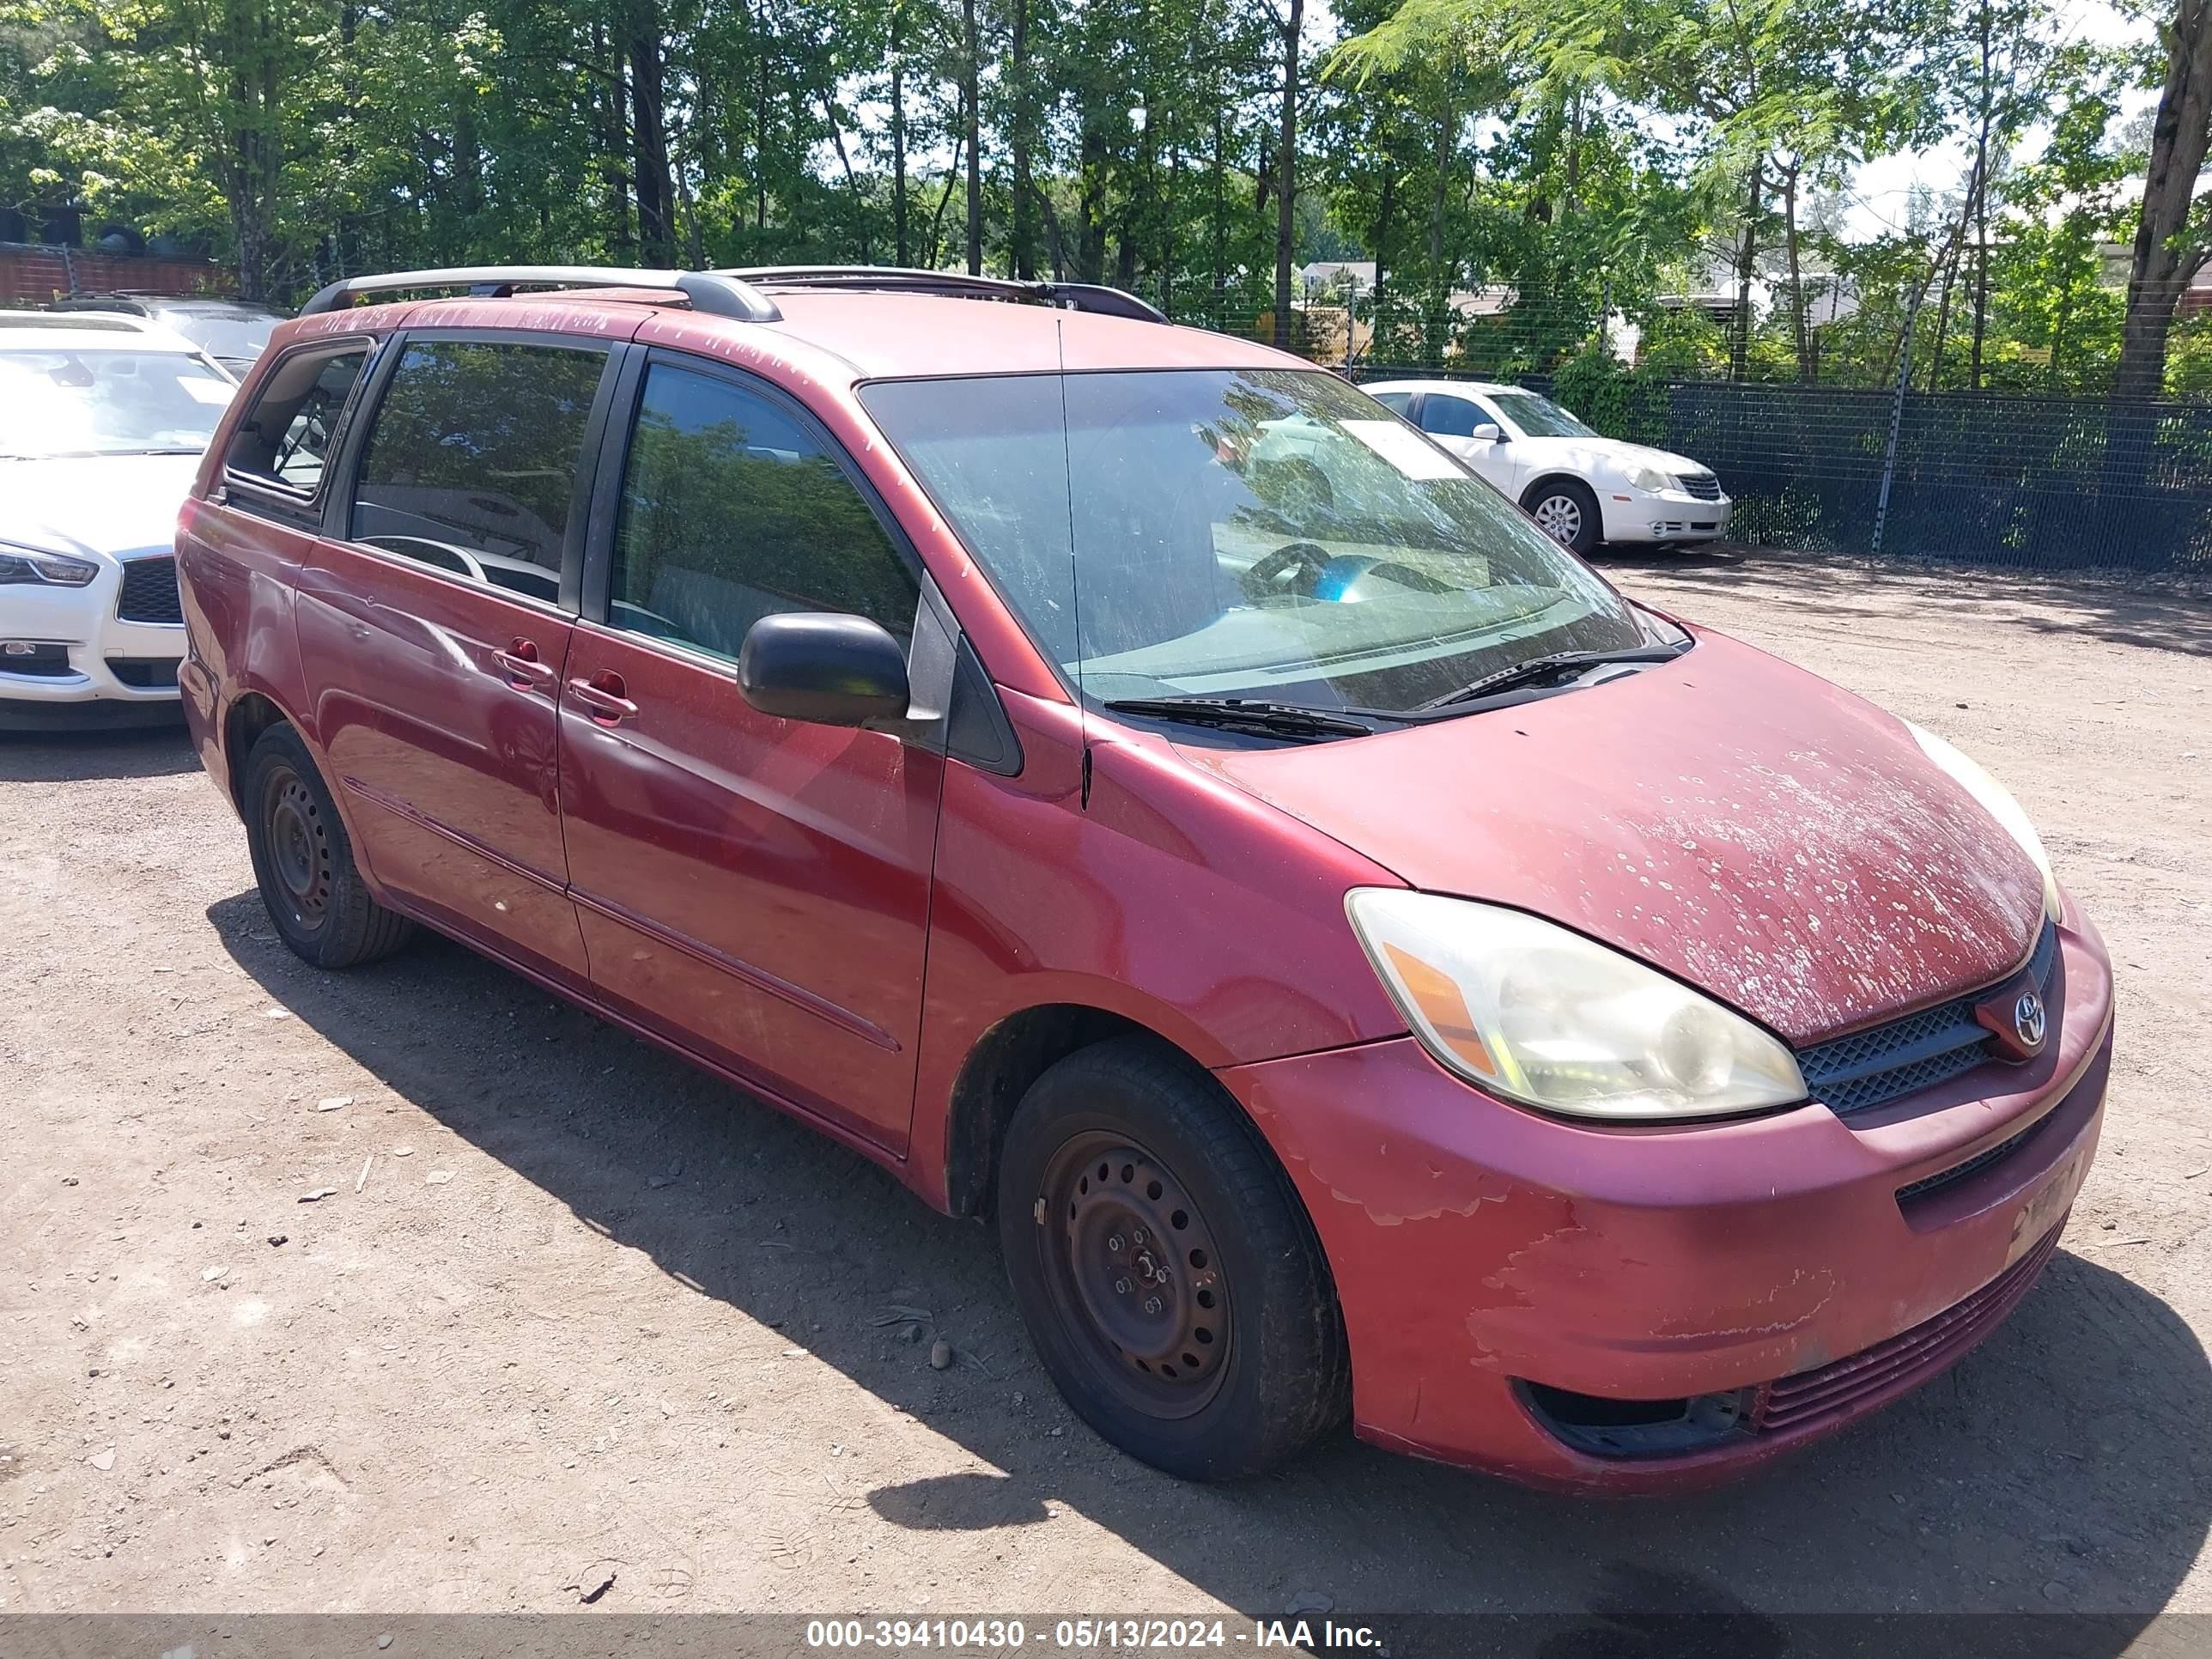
[860,368,1641,714]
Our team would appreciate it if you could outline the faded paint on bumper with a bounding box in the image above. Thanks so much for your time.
[1219,905,2113,1492]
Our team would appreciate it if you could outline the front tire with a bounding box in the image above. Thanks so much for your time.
[1522,477,1601,556]
[997,1036,1349,1480]
[241,724,414,969]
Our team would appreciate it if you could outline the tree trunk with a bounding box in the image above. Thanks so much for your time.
[1425,86,1451,368]
[1968,4,1994,391]
[890,1,908,264]
[1273,0,1303,351]
[629,11,676,266]
[2117,0,2212,399]
[1211,106,1226,319]
[1729,161,1762,382]
[755,2,771,233]
[963,0,982,275]
[1783,158,1812,382]
[1372,157,1393,362]
[819,89,868,260]
[1078,114,1108,283]
[1010,0,1035,278]
[592,23,633,258]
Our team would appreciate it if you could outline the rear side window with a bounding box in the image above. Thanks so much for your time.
[224,345,365,496]
[1419,395,1483,437]
[610,362,916,659]
[349,340,606,603]
[1369,391,1412,416]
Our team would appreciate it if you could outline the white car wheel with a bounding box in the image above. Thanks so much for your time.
[1522,479,1599,555]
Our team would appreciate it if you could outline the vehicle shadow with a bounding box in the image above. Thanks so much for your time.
[210,893,2210,1643]
[0,725,197,782]
[1591,544,2212,660]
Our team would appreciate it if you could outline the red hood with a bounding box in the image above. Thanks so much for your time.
[1188,630,2045,1046]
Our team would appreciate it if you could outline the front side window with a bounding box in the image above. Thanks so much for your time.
[349,340,606,603]
[1488,390,1597,439]
[0,348,233,459]
[860,368,1643,716]
[1419,395,1485,438]
[611,362,916,660]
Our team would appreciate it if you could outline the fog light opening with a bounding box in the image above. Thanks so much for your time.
[1519,1380,1755,1460]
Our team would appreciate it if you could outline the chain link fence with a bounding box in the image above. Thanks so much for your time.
[1330,364,2212,575]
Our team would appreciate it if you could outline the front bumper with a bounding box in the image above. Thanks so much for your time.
[0,557,183,724]
[1220,899,2112,1492]
[1601,492,1733,544]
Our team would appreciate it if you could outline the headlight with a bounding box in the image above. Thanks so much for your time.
[1906,722,2062,921]
[0,544,100,587]
[1621,464,1674,493]
[1346,890,1807,1121]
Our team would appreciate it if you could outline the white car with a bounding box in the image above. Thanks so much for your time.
[1363,379,1732,556]
[0,313,235,730]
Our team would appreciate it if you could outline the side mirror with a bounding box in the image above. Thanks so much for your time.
[737,611,910,727]
[1471,422,1504,444]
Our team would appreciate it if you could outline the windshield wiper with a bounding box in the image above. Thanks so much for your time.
[1103,696,1377,741]
[1418,642,1690,712]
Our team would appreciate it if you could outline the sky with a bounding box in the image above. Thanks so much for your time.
[1842,0,2157,240]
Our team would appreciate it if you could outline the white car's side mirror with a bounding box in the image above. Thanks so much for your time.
[1472,422,1504,443]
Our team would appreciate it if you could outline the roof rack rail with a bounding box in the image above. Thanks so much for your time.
[722,265,1169,324]
[297,265,782,324]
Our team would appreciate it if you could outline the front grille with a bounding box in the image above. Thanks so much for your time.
[1676,471,1724,501]
[105,656,179,689]
[1751,1223,2062,1436]
[116,556,183,624]
[1796,919,2058,1115]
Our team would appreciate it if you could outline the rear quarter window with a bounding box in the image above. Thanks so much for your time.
[223,343,368,499]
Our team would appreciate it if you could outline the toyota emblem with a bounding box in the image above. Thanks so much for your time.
[2012,991,2047,1052]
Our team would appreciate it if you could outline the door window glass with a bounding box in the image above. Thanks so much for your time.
[1419,395,1483,438]
[611,362,917,659]
[349,340,605,602]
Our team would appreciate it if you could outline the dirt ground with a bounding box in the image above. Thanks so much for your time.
[3,549,2209,1630]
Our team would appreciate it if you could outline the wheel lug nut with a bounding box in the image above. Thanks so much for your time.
[1133,1227,1147,1245]
[1143,1296,1164,1316]
[1115,1277,1132,1295]
[1107,1234,1125,1254]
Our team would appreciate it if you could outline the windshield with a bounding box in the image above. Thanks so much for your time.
[860,368,1643,717]
[1491,390,1597,440]
[156,307,278,363]
[0,348,233,459]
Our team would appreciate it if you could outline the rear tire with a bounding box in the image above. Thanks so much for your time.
[242,724,413,969]
[997,1036,1350,1480]
[1521,477,1601,556]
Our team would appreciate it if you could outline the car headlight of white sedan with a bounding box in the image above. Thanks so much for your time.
[0,542,101,587]
[1620,463,1676,494]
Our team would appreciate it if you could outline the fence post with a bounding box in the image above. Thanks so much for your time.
[1871,284,1925,558]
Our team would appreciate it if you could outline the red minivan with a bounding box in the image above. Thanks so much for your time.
[176,265,2112,1491]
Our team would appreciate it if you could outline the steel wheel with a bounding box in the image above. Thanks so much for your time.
[261,767,333,932]
[1040,1131,1231,1419]
[1531,491,1583,547]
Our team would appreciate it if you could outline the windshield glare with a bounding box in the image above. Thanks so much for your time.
[1492,390,1597,440]
[0,349,233,458]
[860,368,1642,718]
